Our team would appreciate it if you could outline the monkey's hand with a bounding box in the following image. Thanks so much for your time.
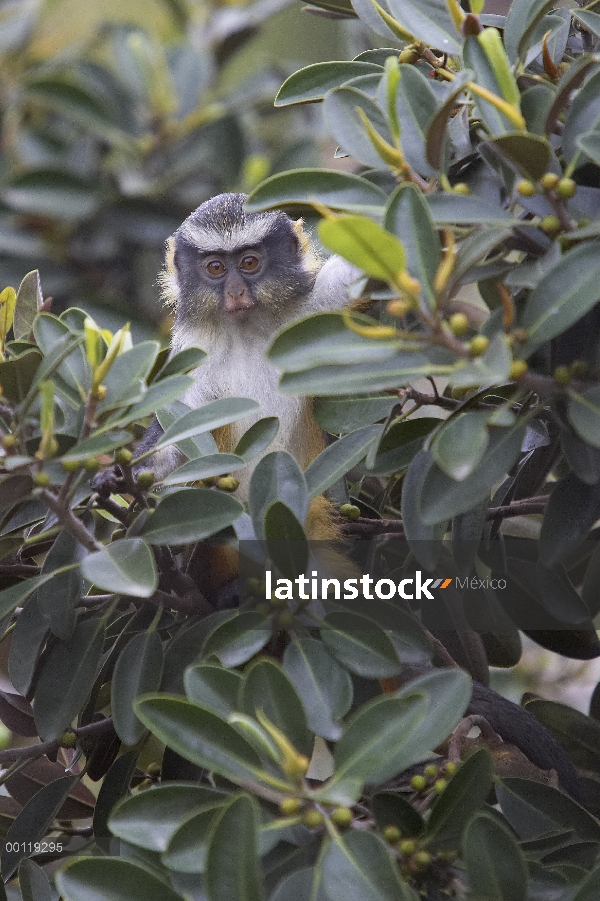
[91,465,125,498]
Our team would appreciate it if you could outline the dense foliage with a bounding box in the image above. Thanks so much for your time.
[2,0,600,899]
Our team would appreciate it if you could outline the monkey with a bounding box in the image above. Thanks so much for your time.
[138,191,362,517]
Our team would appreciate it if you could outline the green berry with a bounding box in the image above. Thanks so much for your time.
[554,365,570,385]
[423,763,439,779]
[448,312,469,337]
[509,360,528,380]
[340,503,360,521]
[557,177,576,199]
[399,839,416,856]
[383,825,402,843]
[115,448,133,466]
[444,761,458,776]
[279,797,302,816]
[83,456,99,472]
[136,470,155,489]
[217,476,239,492]
[414,851,432,868]
[540,172,559,192]
[453,183,470,195]
[2,434,16,450]
[540,215,561,233]
[331,806,353,827]
[469,335,490,358]
[61,459,80,472]
[303,809,324,828]
[516,179,536,197]
[57,730,76,749]
[34,471,51,487]
[145,762,161,777]
[411,774,427,792]
[571,360,588,378]
[434,778,448,794]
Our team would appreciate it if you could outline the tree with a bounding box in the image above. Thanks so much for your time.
[1,0,600,898]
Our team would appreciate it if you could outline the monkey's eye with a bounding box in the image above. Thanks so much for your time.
[239,255,260,273]
[205,260,226,278]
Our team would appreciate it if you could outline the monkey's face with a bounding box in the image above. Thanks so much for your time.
[167,194,317,332]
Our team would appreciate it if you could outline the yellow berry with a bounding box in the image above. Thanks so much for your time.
[34,471,51,487]
[557,178,576,199]
[217,476,239,492]
[331,806,353,827]
[444,761,457,776]
[424,764,439,779]
[62,459,80,472]
[453,183,470,195]
[554,365,570,385]
[287,753,310,778]
[83,456,99,472]
[145,762,161,777]
[95,384,107,400]
[448,313,469,337]
[414,851,432,868]
[509,360,528,380]
[115,448,133,466]
[2,434,16,450]
[411,775,427,792]
[399,839,416,856]
[540,215,561,233]
[136,470,155,489]
[340,503,360,521]
[434,778,448,794]
[540,172,560,192]
[516,179,536,197]
[469,335,489,358]
[279,797,303,816]
[383,825,402,843]
[303,809,324,828]
[387,299,411,318]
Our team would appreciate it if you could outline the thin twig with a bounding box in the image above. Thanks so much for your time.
[38,489,102,553]
[0,717,115,765]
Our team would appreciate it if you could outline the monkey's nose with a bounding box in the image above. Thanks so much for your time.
[224,287,255,313]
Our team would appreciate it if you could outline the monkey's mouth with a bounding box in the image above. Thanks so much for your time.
[225,306,256,321]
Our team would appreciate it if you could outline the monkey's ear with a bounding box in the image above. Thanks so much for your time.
[292,219,311,254]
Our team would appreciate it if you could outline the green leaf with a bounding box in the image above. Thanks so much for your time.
[242,658,311,756]
[448,333,512,388]
[367,417,439,476]
[275,62,383,106]
[24,76,123,141]
[1,169,99,221]
[518,243,600,356]
[426,192,514,224]
[140,488,243,544]
[432,411,490,482]
[305,425,382,498]
[153,398,259,452]
[2,775,78,880]
[463,36,513,135]
[37,529,83,640]
[322,831,413,901]
[93,749,139,840]
[8,596,48,696]
[578,132,600,168]
[56,858,184,901]
[205,795,264,901]
[248,451,308,537]
[563,69,600,165]
[62,429,133,462]
[313,395,397,433]
[463,812,528,901]
[184,664,243,718]
[134,695,266,784]
[161,453,245,485]
[489,132,551,181]
[386,0,461,54]
[34,313,90,397]
[372,791,425,836]
[13,270,42,340]
[0,573,58,621]
[106,374,193,429]
[324,88,394,170]
[0,350,40,403]
[283,638,352,741]
[268,312,398,373]
[81,539,158,597]
[419,423,526,524]
[112,631,164,745]
[568,386,600,448]
[18,860,52,901]
[264,501,309,579]
[497,778,600,842]
[401,450,446,568]
[318,216,405,281]
[503,0,556,63]
[33,617,105,741]
[245,169,386,216]
[321,611,402,679]
[98,341,160,413]
[201,611,272,668]
[539,472,600,566]
[162,802,223,873]
[573,863,600,901]
[396,64,442,179]
[427,748,494,848]
[156,346,207,379]
[384,184,441,308]
[109,783,226,851]
[234,417,279,461]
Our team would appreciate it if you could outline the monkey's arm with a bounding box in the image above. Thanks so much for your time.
[311,257,364,311]
[396,665,581,800]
